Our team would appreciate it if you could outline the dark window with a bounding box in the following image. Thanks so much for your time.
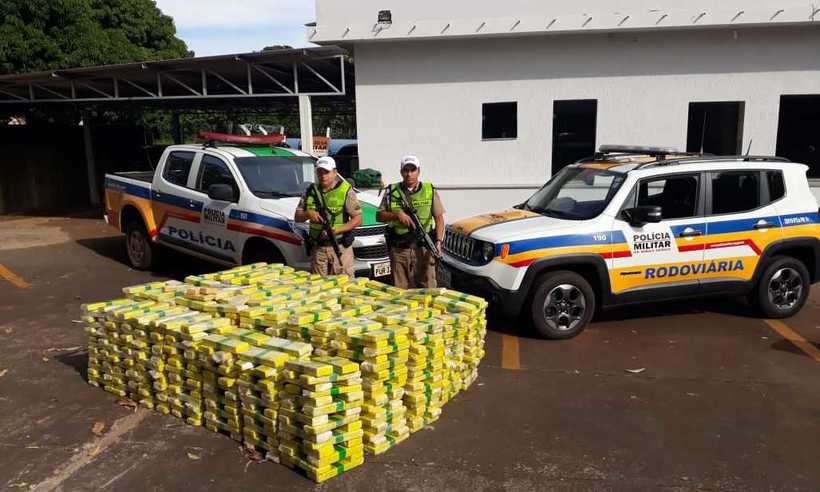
[766,171,785,202]
[482,102,517,139]
[197,155,238,197]
[637,174,699,220]
[776,95,820,178]
[332,144,359,177]
[334,144,357,157]
[552,100,597,174]
[162,151,195,187]
[523,167,626,221]
[711,172,760,215]
[686,102,745,155]
[234,156,316,198]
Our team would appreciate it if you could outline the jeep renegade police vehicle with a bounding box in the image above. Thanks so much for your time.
[441,145,820,339]
[104,141,390,277]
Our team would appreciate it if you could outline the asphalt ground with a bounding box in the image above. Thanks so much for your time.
[1,215,819,491]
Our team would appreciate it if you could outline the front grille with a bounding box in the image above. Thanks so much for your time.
[444,227,477,261]
[354,244,389,260]
[353,225,387,237]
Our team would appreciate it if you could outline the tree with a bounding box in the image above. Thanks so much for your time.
[0,0,191,75]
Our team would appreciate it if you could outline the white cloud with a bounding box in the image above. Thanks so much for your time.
[155,0,315,30]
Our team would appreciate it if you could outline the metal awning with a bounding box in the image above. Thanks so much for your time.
[0,46,348,104]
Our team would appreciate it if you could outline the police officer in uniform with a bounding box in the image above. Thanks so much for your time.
[377,155,446,288]
[295,156,361,276]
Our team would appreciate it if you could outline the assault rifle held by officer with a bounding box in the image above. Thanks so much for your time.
[377,155,446,288]
[295,157,361,276]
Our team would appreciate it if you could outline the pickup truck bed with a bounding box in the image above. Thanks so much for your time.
[113,171,154,183]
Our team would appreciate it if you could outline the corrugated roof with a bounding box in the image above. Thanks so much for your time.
[0,46,349,104]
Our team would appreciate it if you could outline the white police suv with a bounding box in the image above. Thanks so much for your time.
[441,146,820,339]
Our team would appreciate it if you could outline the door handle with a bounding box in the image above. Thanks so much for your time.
[753,220,775,230]
[679,227,702,238]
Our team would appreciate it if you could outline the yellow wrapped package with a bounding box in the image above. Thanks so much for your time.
[287,310,334,326]
[183,318,232,335]
[81,298,135,314]
[159,312,213,331]
[285,360,334,378]
[238,347,289,368]
[440,289,489,309]
[202,334,250,354]
[109,301,168,320]
[262,337,312,358]
[122,281,169,295]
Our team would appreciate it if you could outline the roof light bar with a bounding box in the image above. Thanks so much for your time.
[598,144,679,156]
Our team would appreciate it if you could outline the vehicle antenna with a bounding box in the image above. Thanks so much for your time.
[699,111,708,155]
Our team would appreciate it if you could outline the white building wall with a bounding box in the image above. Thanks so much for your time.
[312,0,818,44]
[352,27,820,220]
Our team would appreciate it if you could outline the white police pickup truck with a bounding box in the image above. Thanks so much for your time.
[441,146,820,338]
[104,142,390,277]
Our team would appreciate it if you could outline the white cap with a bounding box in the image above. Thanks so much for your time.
[316,156,336,171]
[400,155,421,170]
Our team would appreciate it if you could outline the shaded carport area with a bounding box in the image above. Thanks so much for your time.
[0,46,354,214]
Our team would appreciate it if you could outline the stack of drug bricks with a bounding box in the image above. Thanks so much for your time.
[278,357,365,481]
[82,262,487,483]
[334,283,413,454]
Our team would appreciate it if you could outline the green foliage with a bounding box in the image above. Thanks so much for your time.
[0,0,190,75]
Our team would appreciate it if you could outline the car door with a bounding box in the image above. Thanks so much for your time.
[187,153,243,263]
[611,172,706,300]
[700,170,784,294]
[153,150,205,246]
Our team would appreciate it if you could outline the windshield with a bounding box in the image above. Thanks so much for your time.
[523,166,626,220]
[234,156,316,198]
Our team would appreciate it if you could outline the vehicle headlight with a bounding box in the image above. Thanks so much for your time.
[479,241,495,263]
[290,221,310,239]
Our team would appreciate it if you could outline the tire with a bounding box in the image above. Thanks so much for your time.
[124,220,154,270]
[242,241,285,266]
[752,256,810,318]
[530,271,596,339]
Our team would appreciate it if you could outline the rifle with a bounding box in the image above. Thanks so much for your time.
[309,184,344,263]
[393,185,442,260]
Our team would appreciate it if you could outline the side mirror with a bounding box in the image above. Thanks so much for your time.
[208,183,236,202]
[622,205,662,226]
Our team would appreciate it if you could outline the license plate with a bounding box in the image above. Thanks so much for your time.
[437,264,452,287]
[372,261,391,278]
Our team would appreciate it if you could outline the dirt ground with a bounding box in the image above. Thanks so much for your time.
[1,215,819,491]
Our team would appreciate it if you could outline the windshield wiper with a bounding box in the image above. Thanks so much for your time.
[531,207,578,219]
[253,190,299,198]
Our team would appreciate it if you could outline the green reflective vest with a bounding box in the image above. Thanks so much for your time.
[305,180,351,240]
[387,182,434,236]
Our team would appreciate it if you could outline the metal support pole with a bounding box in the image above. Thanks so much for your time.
[172,112,183,144]
[298,95,314,155]
[82,113,101,206]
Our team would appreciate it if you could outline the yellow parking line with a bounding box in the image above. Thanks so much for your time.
[0,263,29,289]
[764,319,820,363]
[501,335,521,370]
